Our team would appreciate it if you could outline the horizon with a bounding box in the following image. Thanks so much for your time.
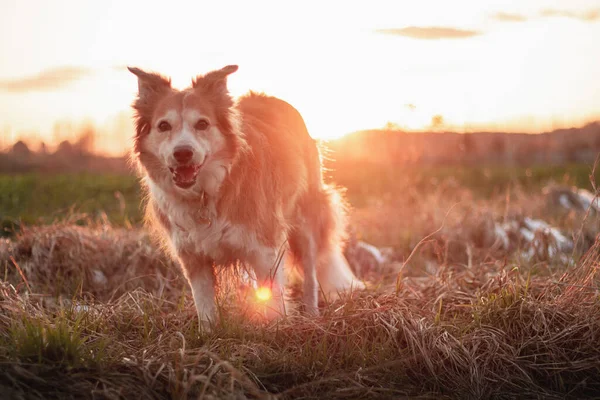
[1,0,600,155]
[4,118,598,159]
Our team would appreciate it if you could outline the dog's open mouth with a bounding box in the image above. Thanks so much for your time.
[169,165,200,189]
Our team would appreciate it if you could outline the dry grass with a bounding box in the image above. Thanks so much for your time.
[1,221,182,302]
[1,181,600,399]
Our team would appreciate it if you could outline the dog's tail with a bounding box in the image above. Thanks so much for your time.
[315,185,365,297]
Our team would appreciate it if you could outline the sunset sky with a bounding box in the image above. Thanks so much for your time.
[1,0,599,154]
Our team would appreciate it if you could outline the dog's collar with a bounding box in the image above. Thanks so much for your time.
[172,190,212,231]
[194,191,213,227]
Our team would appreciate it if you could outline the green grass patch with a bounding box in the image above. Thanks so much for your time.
[0,173,142,236]
[330,161,599,206]
[1,163,597,234]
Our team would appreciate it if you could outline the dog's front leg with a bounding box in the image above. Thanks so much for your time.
[250,247,287,321]
[179,252,217,330]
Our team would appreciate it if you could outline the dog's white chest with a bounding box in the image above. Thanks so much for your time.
[148,181,260,262]
[172,216,261,262]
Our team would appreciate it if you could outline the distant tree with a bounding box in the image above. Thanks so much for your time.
[11,140,31,156]
[74,124,96,155]
[430,115,444,130]
[383,121,401,131]
[56,140,74,157]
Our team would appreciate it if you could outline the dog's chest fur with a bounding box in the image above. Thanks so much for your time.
[147,180,263,264]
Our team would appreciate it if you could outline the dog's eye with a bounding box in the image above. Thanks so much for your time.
[158,121,171,132]
[194,119,209,131]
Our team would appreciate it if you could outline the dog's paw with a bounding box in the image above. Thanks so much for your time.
[303,304,320,317]
[196,313,218,333]
[198,319,213,333]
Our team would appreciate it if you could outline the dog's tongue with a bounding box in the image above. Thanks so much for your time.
[175,166,196,181]
[173,166,198,187]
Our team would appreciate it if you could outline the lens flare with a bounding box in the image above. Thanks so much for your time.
[255,286,272,302]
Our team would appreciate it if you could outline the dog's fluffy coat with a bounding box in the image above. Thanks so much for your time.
[129,65,363,326]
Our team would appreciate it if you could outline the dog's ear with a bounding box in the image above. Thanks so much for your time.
[128,67,172,142]
[128,67,172,102]
[192,65,238,94]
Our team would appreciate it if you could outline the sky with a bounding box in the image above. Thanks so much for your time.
[1,0,599,154]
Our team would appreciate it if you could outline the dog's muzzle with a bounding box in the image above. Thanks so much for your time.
[169,146,204,189]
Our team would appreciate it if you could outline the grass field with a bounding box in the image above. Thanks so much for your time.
[1,162,597,233]
[1,162,600,399]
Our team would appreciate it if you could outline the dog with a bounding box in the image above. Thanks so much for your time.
[128,64,364,328]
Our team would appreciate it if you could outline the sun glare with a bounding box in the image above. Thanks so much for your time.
[255,286,273,303]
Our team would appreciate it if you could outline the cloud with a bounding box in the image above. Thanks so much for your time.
[491,12,527,22]
[540,8,600,22]
[491,8,599,23]
[0,66,94,93]
[375,26,482,40]
[111,65,129,72]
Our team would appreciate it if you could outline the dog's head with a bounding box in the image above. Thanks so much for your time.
[129,65,246,197]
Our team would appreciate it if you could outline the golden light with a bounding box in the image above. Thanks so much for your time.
[1,1,600,154]
[255,286,272,302]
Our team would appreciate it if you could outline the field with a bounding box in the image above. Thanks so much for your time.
[1,162,600,399]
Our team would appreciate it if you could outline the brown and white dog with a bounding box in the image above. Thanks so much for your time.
[128,65,364,328]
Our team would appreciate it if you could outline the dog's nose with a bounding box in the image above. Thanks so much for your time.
[173,146,194,164]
